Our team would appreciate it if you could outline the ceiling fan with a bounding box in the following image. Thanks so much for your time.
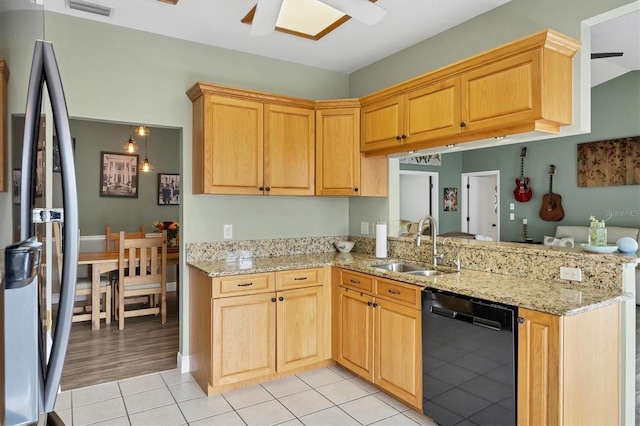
[591,52,624,59]
[250,0,388,36]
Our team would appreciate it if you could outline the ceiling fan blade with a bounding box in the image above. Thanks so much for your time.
[591,52,624,59]
[251,0,284,36]
[322,0,387,25]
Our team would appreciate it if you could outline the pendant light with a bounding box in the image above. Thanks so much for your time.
[123,125,138,153]
[135,125,150,136]
[140,135,153,172]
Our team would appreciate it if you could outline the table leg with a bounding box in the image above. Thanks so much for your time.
[92,265,100,330]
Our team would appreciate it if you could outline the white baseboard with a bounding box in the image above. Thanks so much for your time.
[52,281,177,304]
[177,352,190,373]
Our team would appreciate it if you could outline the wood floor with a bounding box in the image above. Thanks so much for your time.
[60,292,179,391]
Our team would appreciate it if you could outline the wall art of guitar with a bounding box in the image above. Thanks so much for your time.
[513,147,533,202]
[539,164,565,221]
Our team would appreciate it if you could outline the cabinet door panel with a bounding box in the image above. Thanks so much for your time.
[212,293,275,386]
[374,298,421,406]
[461,51,541,132]
[315,108,360,195]
[404,78,461,142]
[336,287,374,380]
[517,308,560,426]
[264,104,314,195]
[277,286,323,372]
[361,97,403,152]
[203,96,264,194]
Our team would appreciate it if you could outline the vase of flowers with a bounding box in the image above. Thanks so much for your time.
[588,216,607,247]
[153,221,179,247]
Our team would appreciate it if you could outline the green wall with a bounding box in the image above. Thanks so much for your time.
[69,120,180,236]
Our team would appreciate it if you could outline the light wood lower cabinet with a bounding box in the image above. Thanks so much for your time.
[517,304,620,425]
[334,269,422,410]
[190,267,331,395]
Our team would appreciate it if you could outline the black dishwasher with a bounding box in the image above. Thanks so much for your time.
[422,289,517,426]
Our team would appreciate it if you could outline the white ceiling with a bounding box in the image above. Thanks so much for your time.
[3,0,638,83]
[590,8,640,87]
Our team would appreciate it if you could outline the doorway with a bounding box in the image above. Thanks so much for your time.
[460,171,500,241]
[399,170,439,228]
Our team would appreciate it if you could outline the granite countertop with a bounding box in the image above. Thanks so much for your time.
[187,251,632,316]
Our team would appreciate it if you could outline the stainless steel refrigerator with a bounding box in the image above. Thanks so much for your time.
[2,40,79,426]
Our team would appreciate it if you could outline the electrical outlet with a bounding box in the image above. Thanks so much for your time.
[223,224,233,239]
[560,266,582,281]
[361,221,369,234]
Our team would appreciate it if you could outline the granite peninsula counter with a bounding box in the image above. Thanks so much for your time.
[187,250,631,316]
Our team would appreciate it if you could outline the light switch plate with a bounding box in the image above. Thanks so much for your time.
[509,213,515,220]
[223,224,233,239]
[510,203,515,211]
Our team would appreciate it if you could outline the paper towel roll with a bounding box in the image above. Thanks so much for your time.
[376,222,387,258]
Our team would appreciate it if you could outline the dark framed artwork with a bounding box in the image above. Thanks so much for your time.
[577,136,640,187]
[158,173,180,205]
[12,169,21,204]
[100,151,139,198]
[444,187,458,211]
[53,136,76,172]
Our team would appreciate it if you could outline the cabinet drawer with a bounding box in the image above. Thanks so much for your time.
[213,272,275,298]
[375,279,419,308]
[339,270,373,293]
[276,268,323,290]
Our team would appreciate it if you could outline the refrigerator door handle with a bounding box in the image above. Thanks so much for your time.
[22,40,79,416]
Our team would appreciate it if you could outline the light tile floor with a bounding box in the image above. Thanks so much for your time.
[54,365,438,426]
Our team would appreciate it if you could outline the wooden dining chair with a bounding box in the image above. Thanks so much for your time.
[114,230,167,330]
[105,224,146,252]
[53,222,112,325]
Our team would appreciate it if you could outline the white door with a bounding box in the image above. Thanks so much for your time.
[461,171,500,241]
[399,171,439,224]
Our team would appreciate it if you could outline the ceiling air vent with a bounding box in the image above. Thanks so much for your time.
[67,0,113,17]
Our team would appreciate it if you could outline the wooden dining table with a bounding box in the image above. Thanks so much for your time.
[78,247,179,330]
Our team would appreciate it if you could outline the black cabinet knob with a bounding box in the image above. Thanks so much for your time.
[278,296,284,301]
[460,122,466,128]
[517,317,525,324]
[265,187,271,192]
[396,136,401,141]
[367,301,373,306]
[259,187,264,191]
[354,188,359,192]
[373,303,378,308]
[401,135,407,140]
[271,297,276,303]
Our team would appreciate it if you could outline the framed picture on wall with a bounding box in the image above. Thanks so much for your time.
[158,173,180,205]
[444,187,458,211]
[100,151,139,198]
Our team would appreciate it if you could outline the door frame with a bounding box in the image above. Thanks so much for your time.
[460,170,500,240]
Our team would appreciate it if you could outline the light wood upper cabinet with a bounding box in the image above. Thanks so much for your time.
[360,29,580,156]
[517,304,620,425]
[188,82,315,195]
[316,100,387,197]
[264,104,315,196]
[0,59,9,193]
[362,78,461,154]
[193,95,263,195]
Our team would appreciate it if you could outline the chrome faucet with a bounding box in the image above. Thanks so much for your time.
[416,214,442,267]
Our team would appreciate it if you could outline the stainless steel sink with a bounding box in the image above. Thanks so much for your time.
[372,262,427,272]
[404,270,446,277]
